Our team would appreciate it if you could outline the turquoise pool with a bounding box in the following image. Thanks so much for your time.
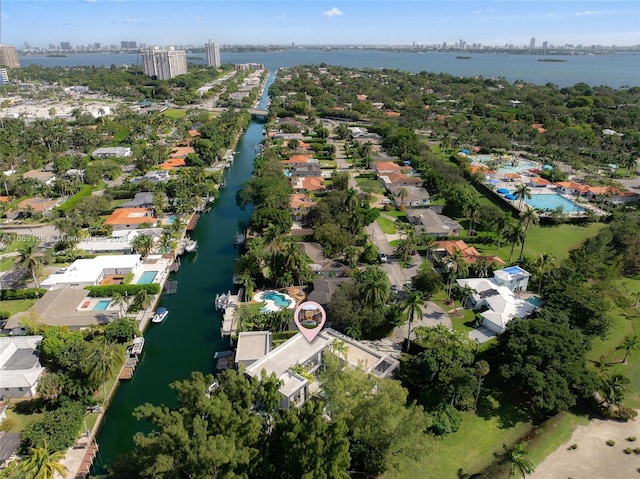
[526,296,545,308]
[524,194,585,213]
[93,300,111,311]
[478,156,538,173]
[137,271,158,284]
[261,291,292,308]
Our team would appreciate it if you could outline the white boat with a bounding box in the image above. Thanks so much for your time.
[129,336,145,356]
[233,231,245,245]
[185,239,197,252]
[152,307,169,323]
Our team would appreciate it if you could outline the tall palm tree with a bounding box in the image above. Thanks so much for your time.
[345,188,360,213]
[282,242,310,288]
[600,371,629,406]
[397,187,409,208]
[16,244,44,288]
[110,292,128,318]
[344,245,361,268]
[402,291,425,351]
[444,248,468,302]
[513,183,532,211]
[133,289,152,311]
[466,200,480,236]
[496,442,535,479]
[495,211,512,250]
[504,222,525,262]
[329,339,350,361]
[620,334,639,364]
[519,206,539,232]
[534,253,556,290]
[473,360,490,411]
[132,234,153,257]
[84,337,123,404]
[20,440,67,479]
[238,271,256,302]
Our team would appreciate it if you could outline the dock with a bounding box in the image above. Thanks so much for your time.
[186,213,200,231]
[163,280,178,294]
[220,293,240,338]
[74,443,99,479]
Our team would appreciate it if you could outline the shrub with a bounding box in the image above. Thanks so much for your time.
[20,401,84,453]
[606,440,616,446]
[0,288,47,300]
[569,443,578,450]
[104,318,139,343]
[85,283,160,297]
[0,311,9,320]
[634,448,640,455]
[623,448,632,454]
[627,436,637,442]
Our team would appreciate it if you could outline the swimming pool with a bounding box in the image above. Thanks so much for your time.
[478,156,538,173]
[137,271,158,284]
[524,194,585,213]
[526,296,545,308]
[93,300,111,311]
[253,290,296,312]
[262,291,292,308]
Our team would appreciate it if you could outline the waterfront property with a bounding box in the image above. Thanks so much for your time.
[244,328,400,409]
[103,208,158,230]
[41,255,142,289]
[0,335,45,398]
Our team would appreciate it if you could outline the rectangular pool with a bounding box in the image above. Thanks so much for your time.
[93,300,111,311]
[524,194,585,213]
[137,271,158,284]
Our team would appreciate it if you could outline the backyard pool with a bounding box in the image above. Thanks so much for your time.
[524,194,585,213]
[526,296,545,308]
[478,156,538,173]
[93,300,111,311]
[137,271,158,284]
[253,290,296,312]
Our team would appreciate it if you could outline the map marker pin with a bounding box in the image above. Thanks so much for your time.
[294,301,326,342]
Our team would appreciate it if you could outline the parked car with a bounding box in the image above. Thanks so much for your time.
[379,252,388,263]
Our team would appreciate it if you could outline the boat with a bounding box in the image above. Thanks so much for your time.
[213,350,234,371]
[129,336,145,356]
[233,231,245,245]
[185,239,198,252]
[214,292,229,311]
[152,307,169,323]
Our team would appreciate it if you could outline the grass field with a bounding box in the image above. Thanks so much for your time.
[476,222,606,262]
[356,177,386,195]
[163,108,187,119]
[377,216,397,234]
[0,299,37,318]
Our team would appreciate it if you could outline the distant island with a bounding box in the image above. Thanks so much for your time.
[538,58,568,62]
[455,56,472,60]
[46,53,67,58]
[186,56,204,60]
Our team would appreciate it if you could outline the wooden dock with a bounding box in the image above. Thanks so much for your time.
[119,354,139,380]
[186,213,200,231]
[75,443,99,479]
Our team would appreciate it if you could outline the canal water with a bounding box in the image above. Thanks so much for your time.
[91,75,273,475]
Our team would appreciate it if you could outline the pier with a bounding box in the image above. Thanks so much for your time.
[186,213,200,231]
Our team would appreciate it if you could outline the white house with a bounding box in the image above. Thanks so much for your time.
[457,266,536,334]
[0,335,45,398]
[40,254,141,289]
[92,147,132,159]
[245,328,399,409]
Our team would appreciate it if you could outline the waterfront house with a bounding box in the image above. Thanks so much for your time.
[291,176,326,193]
[40,254,142,289]
[103,207,157,230]
[289,194,317,221]
[119,192,157,209]
[307,277,353,309]
[91,147,132,159]
[245,328,399,409]
[281,155,316,168]
[76,228,162,255]
[290,164,322,178]
[406,207,462,237]
[235,331,272,369]
[0,335,45,398]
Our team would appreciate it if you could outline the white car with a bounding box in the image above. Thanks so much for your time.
[379,252,388,263]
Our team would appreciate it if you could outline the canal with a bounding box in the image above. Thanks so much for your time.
[92,74,273,475]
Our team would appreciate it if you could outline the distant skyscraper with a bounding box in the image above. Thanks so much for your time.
[0,68,9,84]
[0,45,20,68]
[141,46,188,80]
[542,41,549,49]
[529,37,536,49]
[205,40,221,67]
[60,42,72,50]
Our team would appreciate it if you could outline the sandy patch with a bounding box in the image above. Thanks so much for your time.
[529,413,640,479]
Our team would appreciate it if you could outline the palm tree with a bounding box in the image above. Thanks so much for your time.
[20,440,67,479]
[357,266,391,307]
[345,187,360,213]
[600,371,629,406]
[132,233,153,257]
[110,292,128,318]
[282,242,310,288]
[513,183,532,211]
[133,289,152,311]
[329,339,350,361]
[496,442,535,479]
[402,291,425,351]
[238,271,256,302]
[16,244,44,288]
[84,337,124,404]
[495,212,512,250]
[620,334,639,364]
[534,253,556,290]
[397,187,409,208]
[466,200,480,236]
[504,222,525,262]
[344,245,361,268]
[444,249,468,303]
[473,360,490,411]
[159,233,173,254]
[519,206,539,232]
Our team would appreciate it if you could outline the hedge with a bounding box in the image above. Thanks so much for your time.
[20,401,84,453]
[84,283,160,297]
[0,288,47,300]
[57,185,93,213]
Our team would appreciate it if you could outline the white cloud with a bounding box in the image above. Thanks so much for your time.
[323,7,343,18]
[576,10,600,16]
[124,19,149,25]
[472,8,494,15]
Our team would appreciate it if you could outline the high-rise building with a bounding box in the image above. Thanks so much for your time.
[529,37,536,49]
[0,45,20,68]
[141,46,188,80]
[542,41,549,49]
[0,68,9,84]
[205,40,221,67]
[60,42,72,50]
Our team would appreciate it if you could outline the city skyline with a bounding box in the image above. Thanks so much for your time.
[1,1,639,49]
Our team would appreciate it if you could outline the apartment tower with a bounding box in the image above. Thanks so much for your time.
[0,45,20,68]
[206,40,221,68]
[141,46,188,80]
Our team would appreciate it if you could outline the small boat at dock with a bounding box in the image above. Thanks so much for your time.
[185,239,197,252]
[152,307,169,323]
[233,231,245,245]
[215,292,230,312]
[129,336,145,356]
[213,350,234,371]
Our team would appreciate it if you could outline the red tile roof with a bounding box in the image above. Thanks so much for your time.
[104,208,157,226]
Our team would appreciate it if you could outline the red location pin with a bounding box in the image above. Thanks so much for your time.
[293,301,326,342]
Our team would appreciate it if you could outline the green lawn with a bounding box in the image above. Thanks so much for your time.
[163,108,187,119]
[377,209,408,222]
[0,407,44,433]
[0,299,37,317]
[0,236,39,272]
[476,222,606,262]
[356,177,386,195]
[377,216,397,234]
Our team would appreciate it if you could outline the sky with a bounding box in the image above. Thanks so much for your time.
[1,0,639,48]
